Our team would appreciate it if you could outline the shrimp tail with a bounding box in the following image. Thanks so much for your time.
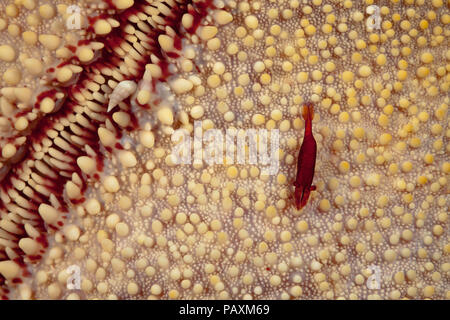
[302,102,314,122]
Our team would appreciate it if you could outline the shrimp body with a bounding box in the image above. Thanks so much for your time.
[294,103,317,210]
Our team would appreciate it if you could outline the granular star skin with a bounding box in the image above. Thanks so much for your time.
[0,0,449,300]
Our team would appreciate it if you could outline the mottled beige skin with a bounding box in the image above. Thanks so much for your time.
[1,0,449,300]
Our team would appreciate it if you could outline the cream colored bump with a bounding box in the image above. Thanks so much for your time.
[77,156,96,174]
[198,26,218,41]
[139,130,155,148]
[118,150,137,168]
[64,225,81,241]
[85,198,101,215]
[3,67,21,85]
[41,97,55,113]
[207,38,221,51]
[14,117,29,131]
[171,78,193,94]
[94,20,112,35]
[137,89,151,105]
[182,14,194,29]
[18,238,40,255]
[8,24,21,37]
[127,282,139,295]
[98,127,116,147]
[116,222,130,237]
[358,65,372,77]
[5,4,19,17]
[103,176,120,193]
[78,47,95,63]
[38,34,61,50]
[245,15,259,29]
[420,52,433,64]
[24,58,43,75]
[22,0,36,10]
[158,34,174,52]
[26,13,41,27]
[2,143,17,159]
[22,31,37,45]
[157,107,174,125]
[0,45,16,62]
[0,261,21,279]
[39,4,55,19]
[48,283,61,299]
[56,67,73,83]
[253,61,265,73]
[106,214,121,230]
[319,199,331,212]
[190,105,204,119]
[214,10,233,25]
[38,204,59,224]
[113,0,134,10]
[252,114,265,126]
[112,112,131,127]
[65,181,82,200]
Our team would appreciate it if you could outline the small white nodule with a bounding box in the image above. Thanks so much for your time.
[107,80,137,112]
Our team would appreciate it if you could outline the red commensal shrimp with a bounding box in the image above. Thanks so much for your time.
[294,102,317,210]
